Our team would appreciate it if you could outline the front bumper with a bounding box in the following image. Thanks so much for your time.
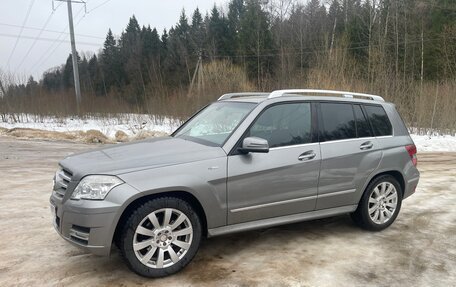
[49,183,139,256]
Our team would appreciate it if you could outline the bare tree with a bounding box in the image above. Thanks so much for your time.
[0,70,6,98]
[266,0,295,84]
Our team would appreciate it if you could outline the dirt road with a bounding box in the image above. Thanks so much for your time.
[0,137,454,286]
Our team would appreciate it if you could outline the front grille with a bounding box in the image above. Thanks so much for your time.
[54,168,73,198]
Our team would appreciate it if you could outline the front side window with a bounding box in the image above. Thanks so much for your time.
[364,105,392,136]
[319,103,356,141]
[248,103,312,148]
[174,102,256,146]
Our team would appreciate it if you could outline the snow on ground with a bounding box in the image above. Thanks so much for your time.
[0,114,181,138]
[410,134,456,152]
[0,114,455,152]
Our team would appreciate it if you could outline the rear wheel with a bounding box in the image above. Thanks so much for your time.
[351,175,403,231]
[119,197,202,277]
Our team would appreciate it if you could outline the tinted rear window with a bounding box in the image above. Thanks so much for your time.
[320,103,356,141]
[364,105,392,136]
[354,105,372,137]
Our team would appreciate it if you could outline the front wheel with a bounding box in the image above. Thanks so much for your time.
[351,175,403,231]
[118,197,202,277]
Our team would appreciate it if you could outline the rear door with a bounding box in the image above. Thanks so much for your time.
[316,102,382,210]
[227,102,320,224]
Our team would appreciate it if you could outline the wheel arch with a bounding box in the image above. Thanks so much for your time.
[351,169,405,231]
[363,170,405,198]
[113,190,208,247]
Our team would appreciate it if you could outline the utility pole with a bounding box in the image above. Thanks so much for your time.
[188,51,204,98]
[55,0,85,111]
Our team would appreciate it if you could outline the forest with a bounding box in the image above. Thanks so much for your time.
[1,0,455,133]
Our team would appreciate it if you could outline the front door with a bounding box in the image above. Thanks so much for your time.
[227,102,320,224]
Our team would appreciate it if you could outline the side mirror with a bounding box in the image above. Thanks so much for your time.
[238,137,269,154]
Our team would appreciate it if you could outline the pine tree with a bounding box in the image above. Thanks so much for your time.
[207,6,230,59]
[61,51,81,90]
[239,0,275,83]
[100,29,121,92]
[120,16,145,104]
[227,0,245,58]
[190,8,205,56]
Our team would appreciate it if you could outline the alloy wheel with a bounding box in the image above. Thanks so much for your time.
[368,182,398,224]
[133,208,193,269]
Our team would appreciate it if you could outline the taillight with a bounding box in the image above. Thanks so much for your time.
[405,144,417,166]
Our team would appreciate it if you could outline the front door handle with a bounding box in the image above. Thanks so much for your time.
[360,141,373,150]
[298,150,316,161]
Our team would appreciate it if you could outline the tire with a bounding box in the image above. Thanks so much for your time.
[351,175,403,231]
[118,196,202,278]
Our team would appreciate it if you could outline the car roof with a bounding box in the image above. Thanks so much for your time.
[222,94,389,105]
[223,96,268,104]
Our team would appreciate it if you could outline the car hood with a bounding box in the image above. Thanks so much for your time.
[60,137,226,181]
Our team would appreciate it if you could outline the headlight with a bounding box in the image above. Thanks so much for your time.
[71,175,124,200]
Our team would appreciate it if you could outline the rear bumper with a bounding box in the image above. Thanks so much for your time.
[403,176,419,199]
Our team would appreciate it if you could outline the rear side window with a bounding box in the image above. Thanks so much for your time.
[364,105,392,136]
[249,103,312,148]
[354,105,372,138]
[319,103,356,141]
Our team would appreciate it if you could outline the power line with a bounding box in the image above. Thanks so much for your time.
[15,2,64,73]
[6,0,36,69]
[29,6,86,74]
[209,35,456,59]
[0,22,104,40]
[75,11,87,26]
[31,0,112,75]
[87,0,115,13]
[0,32,101,46]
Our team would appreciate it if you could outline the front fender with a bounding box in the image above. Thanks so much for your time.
[117,157,227,229]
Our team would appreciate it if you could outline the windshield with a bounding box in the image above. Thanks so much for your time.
[174,102,256,146]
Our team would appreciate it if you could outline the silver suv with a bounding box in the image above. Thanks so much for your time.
[50,89,420,277]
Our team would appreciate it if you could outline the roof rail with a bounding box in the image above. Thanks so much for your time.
[218,92,269,101]
[268,89,385,102]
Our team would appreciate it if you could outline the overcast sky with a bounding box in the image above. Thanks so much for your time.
[1,0,226,81]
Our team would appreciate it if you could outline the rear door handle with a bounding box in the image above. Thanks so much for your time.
[298,150,316,161]
[360,141,373,150]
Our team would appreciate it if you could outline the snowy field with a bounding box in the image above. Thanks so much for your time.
[0,114,181,138]
[411,134,456,152]
[1,114,455,152]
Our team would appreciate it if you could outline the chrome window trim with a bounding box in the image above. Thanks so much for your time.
[269,142,317,151]
[319,137,376,145]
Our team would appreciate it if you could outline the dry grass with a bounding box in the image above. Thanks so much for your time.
[2,128,113,143]
[1,59,455,135]
[115,130,129,142]
[0,60,255,122]
[0,127,170,144]
[133,130,168,140]
[269,45,456,135]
